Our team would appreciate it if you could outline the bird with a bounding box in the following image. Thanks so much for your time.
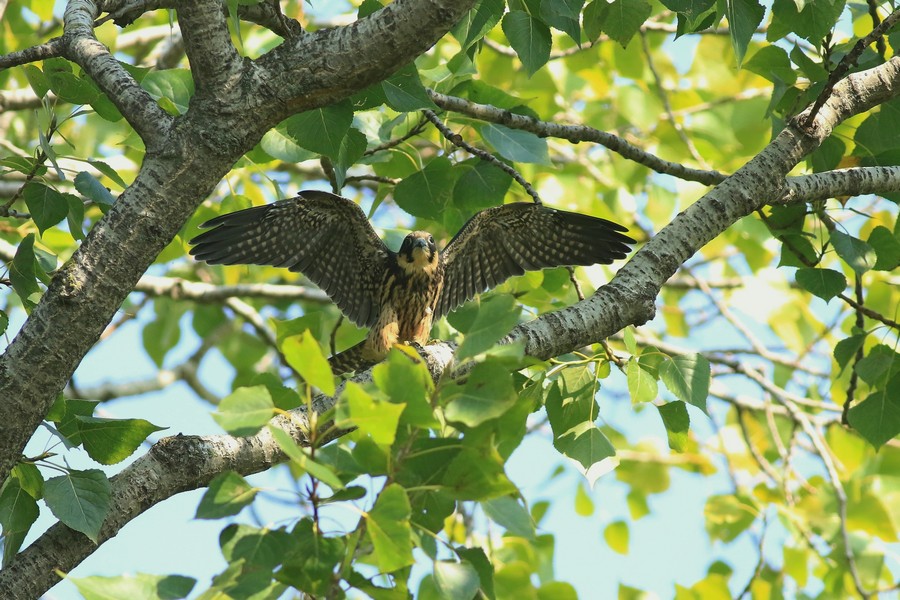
[189,190,635,375]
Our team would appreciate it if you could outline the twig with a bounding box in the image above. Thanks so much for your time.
[364,115,428,156]
[640,31,711,170]
[842,275,866,425]
[804,8,900,127]
[422,109,542,204]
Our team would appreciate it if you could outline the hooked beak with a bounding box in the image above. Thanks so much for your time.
[413,238,429,251]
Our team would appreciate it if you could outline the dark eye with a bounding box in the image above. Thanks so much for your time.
[428,235,434,244]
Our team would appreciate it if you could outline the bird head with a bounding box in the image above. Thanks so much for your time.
[398,231,438,272]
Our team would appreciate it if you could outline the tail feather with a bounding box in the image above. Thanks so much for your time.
[328,341,377,377]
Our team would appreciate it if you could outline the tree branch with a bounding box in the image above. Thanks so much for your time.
[0,344,455,599]
[427,89,727,186]
[252,0,478,114]
[176,0,242,98]
[61,0,173,149]
[777,166,900,204]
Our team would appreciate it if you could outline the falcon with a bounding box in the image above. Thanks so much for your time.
[190,190,634,374]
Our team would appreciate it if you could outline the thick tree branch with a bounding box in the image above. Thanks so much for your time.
[61,0,173,149]
[176,0,242,98]
[252,0,478,113]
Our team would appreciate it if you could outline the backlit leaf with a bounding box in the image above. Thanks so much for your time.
[195,471,257,519]
[212,385,275,436]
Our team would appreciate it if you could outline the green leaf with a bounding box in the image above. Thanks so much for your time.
[260,124,318,163]
[830,230,875,275]
[452,158,513,214]
[657,401,690,452]
[72,574,196,600]
[44,469,111,543]
[604,520,629,554]
[74,171,116,206]
[554,422,617,470]
[660,353,710,413]
[726,0,764,66]
[454,294,521,361]
[278,519,346,596]
[76,417,166,465]
[86,159,129,188]
[868,226,900,271]
[704,493,758,542]
[794,267,846,301]
[195,471,257,519]
[434,561,481,600]
[626,360,658,403]
[66,192,86,240]
[480,123,551,165]
[393,156,458,221]
[336,382,405,446]
[853,97,900,163]
[854,345,898,387]
[834,333,866,373]
[282,330,335,396]
[538,582,578,600]
[44,58,98,104]
[333,127,368,191]
[539,0,584,44]
[23,182,68,234]
[23,64,49,98]
[212,385,275,436]
[10,234,42,309]
[219,524,292,569]
[142,69,195,114]
[443,361,518,427]
[372,348,437,427]
[452,0,505,49]
[365,484,414,573]
[744,46,797,84]
[574,482,594,516]
[0,479,39,567]
[267,425,345,489]
[588,0,652,48]
[0,311,7,337]
[770,0,845,45]
[443,447,517,500]
[382,65,437,112]
[482,496,536,539]
[284,102,353,159]
[52,398,97,447]
[455,547,495,600]
[501,11,551,76]
[142,299,186,368]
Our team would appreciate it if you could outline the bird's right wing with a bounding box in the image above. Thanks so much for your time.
[190,190,390,328]
[435,202,635,318]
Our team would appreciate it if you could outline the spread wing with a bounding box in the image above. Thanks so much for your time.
[189,190,391,328]
[435,202,635,318]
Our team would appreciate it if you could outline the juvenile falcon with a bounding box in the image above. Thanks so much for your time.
[190,190,634,374]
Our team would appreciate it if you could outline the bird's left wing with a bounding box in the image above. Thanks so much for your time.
[190,190,391,328]
[435,202,635,318]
